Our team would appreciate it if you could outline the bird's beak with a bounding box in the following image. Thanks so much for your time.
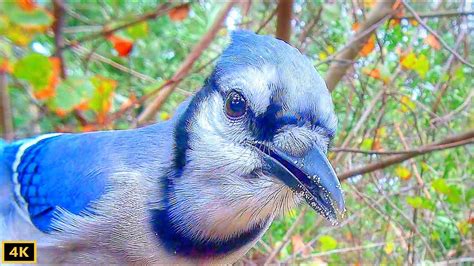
[252,143,345,223]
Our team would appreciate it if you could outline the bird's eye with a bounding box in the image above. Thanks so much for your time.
[225,90,247,119]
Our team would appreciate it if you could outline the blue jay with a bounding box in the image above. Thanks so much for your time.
[0,30,344,264]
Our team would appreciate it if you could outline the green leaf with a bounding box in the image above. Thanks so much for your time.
[360,138,373,150]
[2,2,53,28]
[466,188,474,203]
[431,231,440,241]
[125,21,149,40]
[406,196,423,209]
[13,53,52,90]
[90,76,116,112]
[89,76,117,123]
[446,185,462,204]
[318,235,337,251]
[48,77,94,113]
[432,179,449,195]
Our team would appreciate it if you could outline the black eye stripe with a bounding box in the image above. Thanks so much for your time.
[225,90,247,119]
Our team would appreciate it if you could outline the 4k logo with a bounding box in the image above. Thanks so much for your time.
[2,241,37,264]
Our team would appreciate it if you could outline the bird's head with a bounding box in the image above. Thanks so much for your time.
[170,31,344,237]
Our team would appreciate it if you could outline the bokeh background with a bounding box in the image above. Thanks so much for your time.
[0,0,473,264]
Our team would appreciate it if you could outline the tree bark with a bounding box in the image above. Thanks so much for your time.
[0,70,13,141]
[53,0,67,79]
[275,0,293,42]
[324,0,396,92]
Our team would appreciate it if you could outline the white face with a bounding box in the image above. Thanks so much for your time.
[171,64,333,240]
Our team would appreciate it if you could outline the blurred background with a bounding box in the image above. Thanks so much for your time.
[0,0,473,264]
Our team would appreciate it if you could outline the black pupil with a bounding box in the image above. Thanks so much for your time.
[226,91,246,118]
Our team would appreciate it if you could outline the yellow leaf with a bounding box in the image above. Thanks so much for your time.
[401,52,417,70]
[327,45,335,54]
[400,95,416,113]
[384,241,394,255]
[457,221,470,236]
[319,52,328,60]
[400,52,429,78]
[363,0,376,7]
[395,166,411,180]
[159,111,170,121]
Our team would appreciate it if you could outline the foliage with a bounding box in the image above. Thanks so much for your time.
[0,0,472,264]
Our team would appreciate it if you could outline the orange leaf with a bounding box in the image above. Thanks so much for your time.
[389,18,401,27]
[168,4,190,22]
[75,101,89,111]
[363,68,381,79]
[291,235,310,256]
[372,139,382,151]
[0,59,13,73]
[17,0,37,11]
[80,124,97,132]
[468,216,474,225]
[359,35,375,57]
[410,19,418,26]
[34,57,60,100]
[352,22,360,31]
[108,35,133,57]
[362,67,389,84]
[54,108,68,117]
[424,34,441,50]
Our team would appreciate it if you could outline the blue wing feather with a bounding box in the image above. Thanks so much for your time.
[4,133,110,232]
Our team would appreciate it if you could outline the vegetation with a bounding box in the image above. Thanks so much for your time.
[0,0,472,264]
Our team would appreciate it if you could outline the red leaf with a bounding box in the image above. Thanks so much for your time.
[107,34,133,57]
[168,4,190,22]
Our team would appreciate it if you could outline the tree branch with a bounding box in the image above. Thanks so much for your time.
[52,0,67,78]
[324,0,397,92]
[398,10,474,19]
[62,3,175,50]
[136,2,235,125]
[275,0,294,42]
[0,70,13,141]
[339,130,474,180]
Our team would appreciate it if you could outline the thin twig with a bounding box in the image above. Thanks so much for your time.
[61,3,176,50]
[256,7,278,33]
[398,10,474,19]
[136,2,235,125]
[339,130,474,180]
[431,28,467,114]
[264,207,307,265]
[402,0,474,68]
